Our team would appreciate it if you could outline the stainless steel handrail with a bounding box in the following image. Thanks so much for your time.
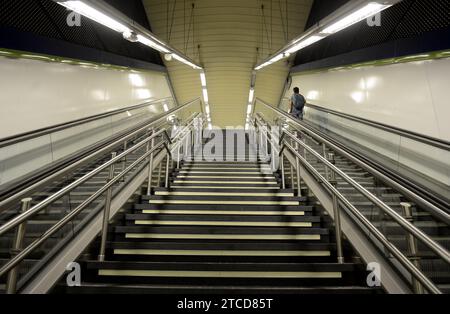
[252,99,450,293]
[252,110,450,263]
[256,97,450,224]
[0,98,202,213]
[280,128,450,264]
[0,112,202,287]
[0,97,174,147]
[279,97,450,150]
[278,140,442,294]
[0,129,167,237]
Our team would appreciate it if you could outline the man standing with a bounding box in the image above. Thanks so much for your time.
[289,87,306,120]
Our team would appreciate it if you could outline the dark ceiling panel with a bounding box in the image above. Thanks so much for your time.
[0,0,164,67]
[294,0,450,67]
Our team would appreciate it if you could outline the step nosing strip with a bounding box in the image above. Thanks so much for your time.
[173,181,278,185]
[133,221,312,227]
[125,234,321,240]
[148,200,300,205]
[140,210,305,216]
[155,192,293,197]
[113,249,331,257]
[98,270,342,278]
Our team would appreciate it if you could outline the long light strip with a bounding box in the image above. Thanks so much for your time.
[285,35,325,54]
[58,1,130,33]
[56,0,202,70]
[137,35,170,53]
[248,88,255,103]
[200,72,207,87]
[173,54,203,70]
[322,2,389,34]
[202,88,209,103]
[254,1,396,71]
[199,70,212,125]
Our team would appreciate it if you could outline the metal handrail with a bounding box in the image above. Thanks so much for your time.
[280,128,450,264]
[0,113,202,285]
[0,129,167,237]
[0,98,202,212]
[252,110,449,263]
[0,97,174,148]
[278,140,442,294]
[252,99,450,293]
[279,97,450,150]
[0,142,166,279]
[256,98,450,224]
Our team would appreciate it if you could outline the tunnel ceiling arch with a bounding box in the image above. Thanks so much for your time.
[143,0,313,127]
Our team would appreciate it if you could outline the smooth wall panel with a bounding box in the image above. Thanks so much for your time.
[0,56,172,139]
[289,57,450,196]
[424,58,450,141]
[289,58,449,141]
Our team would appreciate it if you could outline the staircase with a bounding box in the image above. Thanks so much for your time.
[56,159,379,294]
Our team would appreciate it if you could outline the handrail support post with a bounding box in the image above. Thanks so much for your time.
[98,152,116,262]
[280,153,286,190]
[6,198,32,294]
[147,129,155,195]
[296,156,302,197]
[165,154,171,188]
[401,202,424,294]
[328,152,344,264]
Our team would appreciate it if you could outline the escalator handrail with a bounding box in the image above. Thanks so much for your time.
[279,97,450,150]
[0,98,202,212]
[256,97,450,223]
[0,97,174,148]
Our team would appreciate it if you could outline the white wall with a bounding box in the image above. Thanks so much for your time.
[0,55,175,188]
[0,55,172,138]
[288,57,450,142]
[285,57,450,197]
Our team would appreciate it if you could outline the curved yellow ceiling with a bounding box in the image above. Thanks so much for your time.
[143,0,313,127]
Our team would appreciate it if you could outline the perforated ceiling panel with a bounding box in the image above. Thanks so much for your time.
[294,0,450,66]
[143,0,313,127]
[0,0,163,65]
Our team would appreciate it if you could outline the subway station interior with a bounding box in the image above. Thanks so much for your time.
[0,0,449,296]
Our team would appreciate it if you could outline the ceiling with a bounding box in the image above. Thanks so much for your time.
[142,0,313,127]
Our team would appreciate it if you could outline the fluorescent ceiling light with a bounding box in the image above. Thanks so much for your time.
[202,88,209,103]
[137,35,170,53]
[58,1,203,70]
[248,89,255,103]
[205,105,210,115]
[163,103,169,112]
[57,1,130,33]
[173,54,202,70]
[286,35,325,54]
[322,2,391,34]
[247,105,253,115]
[269,53,286,63]
[200,72,207,87]
[254,1,394,71]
